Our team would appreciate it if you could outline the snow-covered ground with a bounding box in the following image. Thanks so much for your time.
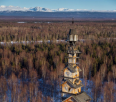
[0,38,115,45]
[0,40,67,45]
[17,22,27,23]
[2,77,116,102]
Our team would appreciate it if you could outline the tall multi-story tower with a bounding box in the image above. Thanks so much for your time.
[61,29,91,102]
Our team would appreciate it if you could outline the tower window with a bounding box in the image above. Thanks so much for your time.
[68,87,71,92]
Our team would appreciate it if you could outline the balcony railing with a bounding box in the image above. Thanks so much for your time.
[67,50,81,54]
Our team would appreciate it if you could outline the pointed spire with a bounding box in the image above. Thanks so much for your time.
[72,18,74,24]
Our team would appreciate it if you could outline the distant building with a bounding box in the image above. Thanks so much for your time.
[61,29,91,102]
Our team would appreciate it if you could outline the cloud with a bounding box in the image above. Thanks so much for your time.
[0,5,6,8]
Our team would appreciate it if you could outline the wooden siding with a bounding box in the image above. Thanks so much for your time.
[62,83,70,93]
[64,69,73,78]
[69,54,76,57]
[68,58,76,63]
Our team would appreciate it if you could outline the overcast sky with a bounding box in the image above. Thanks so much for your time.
[0,0,116,10]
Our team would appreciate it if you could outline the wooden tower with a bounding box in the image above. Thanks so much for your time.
[61,29,91,102]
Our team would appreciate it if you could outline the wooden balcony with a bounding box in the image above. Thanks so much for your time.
[67,50,81,54]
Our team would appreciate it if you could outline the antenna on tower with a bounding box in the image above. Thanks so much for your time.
[72,18,74,24]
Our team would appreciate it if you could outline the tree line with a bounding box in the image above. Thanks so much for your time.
[0,21,116,42]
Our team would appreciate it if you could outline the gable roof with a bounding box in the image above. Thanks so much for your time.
[63,65,82,73]
[62,92,91,102]
[72,92,91,102]
[66,79,83,89]
[67,65,77,73]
